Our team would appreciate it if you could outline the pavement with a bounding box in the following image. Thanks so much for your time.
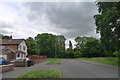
[2,59,119,78]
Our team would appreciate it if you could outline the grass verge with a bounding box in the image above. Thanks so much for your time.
[17,69,61,78]
[46,58,61,65]
[78,57,119,66]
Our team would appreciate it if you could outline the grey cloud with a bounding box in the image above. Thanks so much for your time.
[0,29,10,34]
[1,21,13,28]
[23,2,99,39]
[0,21,13,34]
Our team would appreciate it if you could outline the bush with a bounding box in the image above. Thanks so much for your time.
[113,51,120,57]
[74,50,82,58]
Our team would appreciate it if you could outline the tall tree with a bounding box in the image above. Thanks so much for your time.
[81,38,101,57]
[75,36,87,49]
[35,33,66,58]
[69,40,73,49]
[35,33,56,57]
[55,35,66,58]
[25,37,40,55]
[75,36,102,57]
[94,2,120,56]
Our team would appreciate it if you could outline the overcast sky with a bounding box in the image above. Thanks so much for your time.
[0,2,100,48]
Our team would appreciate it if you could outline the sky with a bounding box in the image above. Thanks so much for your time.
[0,1,100,48]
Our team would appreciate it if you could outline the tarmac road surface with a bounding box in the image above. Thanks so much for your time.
[2,59,118,79]
[61,59,118,78]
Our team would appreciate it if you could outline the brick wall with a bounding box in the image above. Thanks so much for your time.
[7,52,16,61]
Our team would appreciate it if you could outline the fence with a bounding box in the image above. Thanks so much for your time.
[0,64,14,72]
[27,55,47,64]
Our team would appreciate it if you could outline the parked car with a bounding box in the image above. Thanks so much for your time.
[0,57,7,65]
[26,58,34,67]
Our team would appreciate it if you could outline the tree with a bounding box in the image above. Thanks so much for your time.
[94,2,120,56]
[81,38,101,57]
[35,33,56,57]
[55,35,66,58]
[75,36,87,49]
[0,34,11,39]
[65,48,75,58]
[74,50,82,58]
[35,33,66,58]
[25,37,40,55]
[75,36,101,58]
[69,40,73,49]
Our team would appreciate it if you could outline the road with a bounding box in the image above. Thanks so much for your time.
[61,59,118,78]
[2,59,118,78]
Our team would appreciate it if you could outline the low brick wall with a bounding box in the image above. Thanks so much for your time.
[10,61,27,67]
[0,64,14,72]
[27,55,47,64]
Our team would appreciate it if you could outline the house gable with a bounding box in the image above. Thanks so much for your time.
[18,41,27,54]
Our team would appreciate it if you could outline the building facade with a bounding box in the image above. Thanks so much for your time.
[0,39,28,61]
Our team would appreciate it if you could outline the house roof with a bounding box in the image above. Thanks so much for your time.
[0,47,26,55]
[0,39,24,45]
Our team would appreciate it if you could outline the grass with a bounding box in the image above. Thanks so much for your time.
[17,69,61,78]
[46,58,61,65]
[78,57,119,66]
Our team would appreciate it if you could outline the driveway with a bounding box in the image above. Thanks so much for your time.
[2,59,118,78]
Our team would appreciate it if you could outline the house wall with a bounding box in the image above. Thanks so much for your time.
[7,52,16,61]
[0,54,7,60]
[16,53,26,59]
[18,41,27,53]
[2,40,28,60]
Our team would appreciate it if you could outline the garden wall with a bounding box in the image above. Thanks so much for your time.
[27,55,47,64]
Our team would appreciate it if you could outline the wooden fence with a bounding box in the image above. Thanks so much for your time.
[27,55,47,64]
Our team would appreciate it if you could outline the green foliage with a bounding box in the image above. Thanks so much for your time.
[17,69,61,78]
[74,50,82,58]
[65,48,75,58]
[35,33,66,58]
[75,36,101,58]
[94,2,120,56]
[82,38,100,57]
[75,36,87,49]
[55,35,66,58]
[25,37,40,55]
[0,34,11,39]
[113,51,120,57]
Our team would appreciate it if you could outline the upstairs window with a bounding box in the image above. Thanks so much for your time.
[17,53,20,57]
[23,46,26,50]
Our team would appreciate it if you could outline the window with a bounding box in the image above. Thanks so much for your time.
[17,53,20,57]
[23,46,26,50]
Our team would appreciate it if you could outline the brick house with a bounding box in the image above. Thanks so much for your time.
[0,39,28,61]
